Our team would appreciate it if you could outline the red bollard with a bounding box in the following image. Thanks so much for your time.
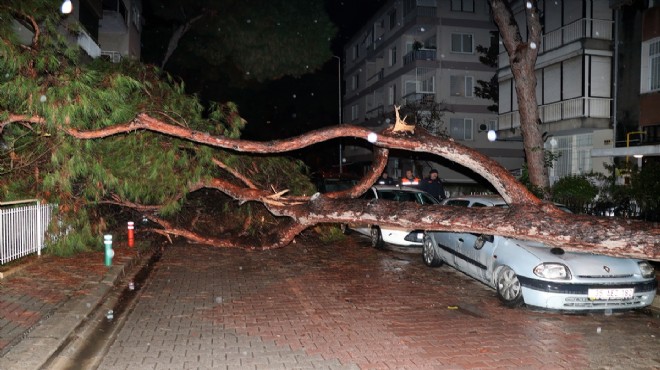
[127,221,134,248]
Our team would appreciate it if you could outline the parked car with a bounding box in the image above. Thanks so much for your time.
[342,185,440,248]
[423,195,657,311]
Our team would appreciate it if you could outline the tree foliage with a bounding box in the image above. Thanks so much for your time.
[0,1,658,261]
[144,0,336,82]
[0,3,314,254]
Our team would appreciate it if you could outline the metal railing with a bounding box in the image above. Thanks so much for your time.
[403,49,437,65]
[499,97,611,130]
[498,18,613,67]
[0,200,55,265]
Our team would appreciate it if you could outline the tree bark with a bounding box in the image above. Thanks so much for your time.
[61,113,659,260]
[490,0,550,195]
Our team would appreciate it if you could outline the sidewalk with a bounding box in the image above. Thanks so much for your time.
[0,243,150,369]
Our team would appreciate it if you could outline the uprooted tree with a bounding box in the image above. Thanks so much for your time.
[1,3,658,261]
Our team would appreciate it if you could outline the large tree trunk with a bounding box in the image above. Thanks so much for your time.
[62,113,660,261]
[490,0,550,196]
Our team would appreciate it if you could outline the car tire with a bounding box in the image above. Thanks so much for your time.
[340,223,350,235]
[496,266,524,308]
[370,227,384,249]
[422,235,443,267]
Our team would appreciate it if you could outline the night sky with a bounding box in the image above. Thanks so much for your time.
[141,0,386,141]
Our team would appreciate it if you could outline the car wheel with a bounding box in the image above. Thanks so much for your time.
[422,235,443,267]
[340,223,350,235]
[496,266,524,308]
[370,227,384,248]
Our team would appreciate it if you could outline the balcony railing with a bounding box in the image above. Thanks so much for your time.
[498,97,611,130]
[404,6,437,23]
[402,92,435,105]
[367,68,385,84]
[498,18,613,67]
[366,105,385,120]
[403,49,437,65]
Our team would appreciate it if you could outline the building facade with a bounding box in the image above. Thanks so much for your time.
[342,0,524,191]
[13,0,141,63]
[496,0,616,184]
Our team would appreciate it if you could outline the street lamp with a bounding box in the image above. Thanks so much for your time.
[332,55,343,174]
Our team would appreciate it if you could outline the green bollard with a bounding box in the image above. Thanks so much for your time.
[104,234,114,266]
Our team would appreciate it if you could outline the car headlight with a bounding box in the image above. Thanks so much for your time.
[638,261,656,279]
[533,263,571,280]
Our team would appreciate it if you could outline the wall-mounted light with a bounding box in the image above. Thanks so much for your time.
[633,154,644,159]
[61,0,73,14]
[487,129,497,142]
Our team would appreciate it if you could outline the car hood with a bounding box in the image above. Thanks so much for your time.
[507,239,644,277]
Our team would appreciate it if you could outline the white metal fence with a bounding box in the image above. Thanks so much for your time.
[0,200,55,265]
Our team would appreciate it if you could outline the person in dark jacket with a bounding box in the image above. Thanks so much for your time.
[420,169,446,201]
[377,171,396,185]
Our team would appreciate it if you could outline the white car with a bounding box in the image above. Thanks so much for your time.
[342,185,440,248]
[423,195,657,311]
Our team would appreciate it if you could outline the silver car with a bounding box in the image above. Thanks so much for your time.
[423,195,657,311]
[342,185,440,248]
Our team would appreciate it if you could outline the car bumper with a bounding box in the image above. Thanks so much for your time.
[382,229,425,247]
[518,276,657,311]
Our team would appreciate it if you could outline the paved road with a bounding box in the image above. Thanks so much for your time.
[98,237,660,370]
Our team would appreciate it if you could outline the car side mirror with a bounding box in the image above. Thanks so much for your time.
[474,234,494,250]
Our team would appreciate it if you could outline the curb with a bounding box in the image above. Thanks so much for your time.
[0,249,154,370]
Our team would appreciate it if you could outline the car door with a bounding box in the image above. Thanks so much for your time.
[432,199,471,267]
[449,202,494,284]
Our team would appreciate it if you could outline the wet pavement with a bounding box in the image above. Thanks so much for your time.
[1,235,659,369]
[95,237,659,370]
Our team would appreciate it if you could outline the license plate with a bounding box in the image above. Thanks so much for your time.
[588,288,634,300]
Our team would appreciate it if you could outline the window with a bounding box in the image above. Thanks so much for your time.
[352,74,360,91]
[419,76,435,93]
[388,85,396,105]
[389,9,397,30]
[352,44,359,60]
[451,33,473,53]
[450,75,474,97]
[390,46,397,67]
[451,0,474,12]
[351,105,359,121]
[450,118,474,140]
[651,39,660,91]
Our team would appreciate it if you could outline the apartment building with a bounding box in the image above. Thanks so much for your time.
[13,0,141,62]
[613,0,660,157]
[496,0,616,184]
[342,0,524,190]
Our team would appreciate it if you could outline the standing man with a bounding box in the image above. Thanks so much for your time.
[420,169,446,201]
[377,171,396,185]
[400,169,420,187]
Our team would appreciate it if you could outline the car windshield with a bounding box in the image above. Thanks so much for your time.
[375,190,438,204]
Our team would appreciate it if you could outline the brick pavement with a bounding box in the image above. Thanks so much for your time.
[0,244,140,362]
[98,238,660,370]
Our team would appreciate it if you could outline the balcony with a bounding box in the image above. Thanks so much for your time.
[498,18,613,67]
[404,6,437,24]
[403,49,437,65]
[367,69,385,85]
[402,92,435,105]
[498,97,611,130]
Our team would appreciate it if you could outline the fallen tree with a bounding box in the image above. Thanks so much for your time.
[4,109,659,260]
[1,4,657,261]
